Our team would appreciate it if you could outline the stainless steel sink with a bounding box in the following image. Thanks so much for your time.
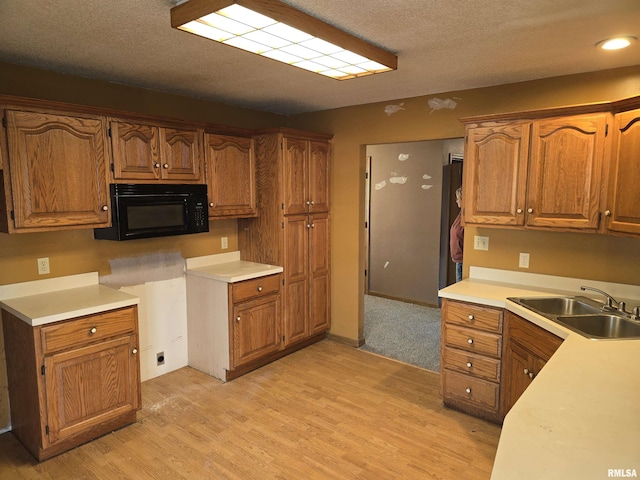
[555,314,640,339]
[509,296,602,316]
[507,296,640,340]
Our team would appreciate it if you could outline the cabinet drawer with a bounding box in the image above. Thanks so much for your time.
[444,325,502,358]
[444,300,503,333]
[442,346,501,382]
[41,306,137,355]
[232,274,281,303]
[442,369,500,411]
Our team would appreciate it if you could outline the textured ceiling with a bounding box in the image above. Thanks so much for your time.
[0,0,639,115]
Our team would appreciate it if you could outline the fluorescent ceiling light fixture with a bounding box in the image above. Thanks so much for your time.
[171,0,397,79]
[596,36,637,50]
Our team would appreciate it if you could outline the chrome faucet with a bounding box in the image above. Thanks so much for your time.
[580,286,624,312]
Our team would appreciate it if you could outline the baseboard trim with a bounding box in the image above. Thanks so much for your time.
[327,333,365,348]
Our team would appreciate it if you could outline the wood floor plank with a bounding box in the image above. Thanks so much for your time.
[0,340,500,479]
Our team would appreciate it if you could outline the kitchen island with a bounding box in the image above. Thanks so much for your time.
[439,267,640,480]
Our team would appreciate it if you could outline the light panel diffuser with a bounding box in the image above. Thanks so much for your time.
[171,0,397,80]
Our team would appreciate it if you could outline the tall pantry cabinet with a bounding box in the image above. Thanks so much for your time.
[239,129,332,347]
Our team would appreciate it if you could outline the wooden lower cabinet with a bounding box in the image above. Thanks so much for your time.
[441,300,564,423]
[187,272,287,381]
[2,306,141,461]
[440,299,504,423]
[501,312,563,415]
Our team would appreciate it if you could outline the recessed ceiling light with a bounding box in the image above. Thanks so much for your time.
[597,36,637,50]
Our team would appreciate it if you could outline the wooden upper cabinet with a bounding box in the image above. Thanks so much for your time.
[463,122,530,226]
[309,141,331,213]
[605,108,640,235]
[527,114,607,229]
[204,133,256,218]
[283,138,308,215]
[463,113,608,230]
[3,108,110,231]
[110,119,201,182]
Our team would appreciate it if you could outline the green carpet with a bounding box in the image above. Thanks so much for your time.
[359,294,441,372]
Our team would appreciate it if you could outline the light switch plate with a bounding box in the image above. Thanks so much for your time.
[221,237,228,249]
[474,235,489,251]
[519,253,530,269]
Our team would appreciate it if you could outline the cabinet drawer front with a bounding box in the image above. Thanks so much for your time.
[442,370,500,411]
[41,307,137,354]
[232,274,281,303]
[445,325,502,358]
[444,300,503,333]
[442,346,501,382]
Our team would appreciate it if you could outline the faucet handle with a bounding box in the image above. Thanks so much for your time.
[618,301,626,313]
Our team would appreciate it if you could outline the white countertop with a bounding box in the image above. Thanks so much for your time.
[0,272,139,326]
[185,252,283,283]
[439,268,640,480]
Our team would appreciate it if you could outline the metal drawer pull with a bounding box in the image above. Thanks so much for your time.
[89,327,97,335]
[468,314,474,320]
[524,368,529,375]
[154,162,160,168]
[529,372,535,379]
[466,362,472,368]
[236,316,241,323]
[465,387,471,394]
[257,286,263,292]
[101,205,109,211]
[163,163,169,169]
[132,348,138,354]
[467,338,474,344]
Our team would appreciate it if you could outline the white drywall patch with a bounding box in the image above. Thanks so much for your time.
[421,185,434,190]
[398,153,410,161]
[389,176,408,184]
[428,97,459,113]
[375,180,387,190]
[100,251,185,288]
[383,261,390,269]
[423,174,432,180]
[384,103,405,116]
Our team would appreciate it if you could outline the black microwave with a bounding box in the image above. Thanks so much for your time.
[94,184,209,241]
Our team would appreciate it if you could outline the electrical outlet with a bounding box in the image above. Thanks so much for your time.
[221,236,228,249]
[519,253,530,269]
[156,352,165,366]
[473,235,489,251]
[37,257,50,275]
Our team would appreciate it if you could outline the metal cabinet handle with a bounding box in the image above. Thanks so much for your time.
[310,201,315,206]
[89,327,97,335]
[467,338,474,345]
[257,286,263,292]
[101,205,109,211]
[524,368,529,375]
[132,348,138,354]
[529,372,535,379]
[516,208,523,214]
[604,210,611,217]
[307,224,311,228]
[466,362,472,368]
[154,162,160,168]
[306,201,311,205]
[465,387,471,394]
[163,163,169,169]
[236,316,241,323]
[468,314,474,320]
[209,202,214,207]
[527,208,534,214]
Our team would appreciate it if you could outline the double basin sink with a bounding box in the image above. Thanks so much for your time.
[508,296,640,340]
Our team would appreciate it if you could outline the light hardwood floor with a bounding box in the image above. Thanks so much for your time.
[0,340,501,479]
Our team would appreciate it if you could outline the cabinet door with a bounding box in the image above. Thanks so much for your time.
[110,120,160,180]
[309,141,330,213]
[463,122,530,226]
[283,138,308,215]
[606,109,640,235]
[159,127,202,181]
[204,134,256,217]
[232,295,281,367]
[308,213,330,335]
[283,215,309,345]
[5,109,110,230]
[501,339,533,415]
[44,334,140,446]
[527,114,607,229]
